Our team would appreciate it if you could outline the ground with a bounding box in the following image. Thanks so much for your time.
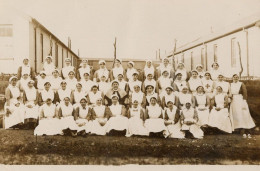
[0,129,259,165]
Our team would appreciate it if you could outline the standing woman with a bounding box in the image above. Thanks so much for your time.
[86,84,104,106]
[142,73,157,93]
[128,71,142,93]
[115,74,129,93]
[91,98,111,135]
[188,70,202,95]
[93,60,109,82]
[210,62,221,81]
[50,69,62,92]
[38,82,55,106]
[77,59,93,81]
[80,72,95,93]
[98,75,110,94]
[145,85,161,107]
[156,70,173,99]
[194,86,210,127]
[106,94,129,136]
[213,73,230,95]
[34,98,61,136]
[56,81,72,105]
[164,100,185,139]
[230,74,255,138]
[35,71,48,92]
[156,58,174,80]
[66,71,78,91]
[172,72,189,94]
[4,76,24,129]
[144,97,169,138]
[127,100,149,137]
[143,60,156,81]
[17,57,35,80]
[174,63,190,81]
[61,58,75,79]
[70,82,87,109]
[202,72,214,99]
[195,64,205,79]
[161,86,179,110]
[126,61,138,82]
[208,86,232,133]
[129,84,146,108]
[23,80,39,129]
[74,97,92,136]
[43,56,56,80]
[109,59,126,81]
[58,97,78,137]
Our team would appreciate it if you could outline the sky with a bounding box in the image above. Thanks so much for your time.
[1,0,260,59]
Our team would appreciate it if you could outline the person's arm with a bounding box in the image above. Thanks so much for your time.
[60,69,65,80]
[180,111,184,124]
[76,69,81,81]
[172,83,178,92]
[224,95,229,108]
[170,69,175,79]
[156,80,160,94]
[109,70,114,81]
[31,67,36,80]
[93,70,98,82]
[158,109,163,119]
[141,82,145,93]
[191,95,196,108]
[157,94,162,107]
[39,106,45,120]
[206,95,210,108]
[101,92,105,105]
[91,108,97,120]
[23,91,27,104]
[129,94,132,107]
[86,94,91,104]
[5,88,12,107]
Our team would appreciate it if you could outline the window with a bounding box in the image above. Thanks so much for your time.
[0,25,13,59]
[201,48,205,67]
[213,44,218,62]
[231,38,236,68]
[191,52,194,70]
[55,43,58,67]
[40,33,43,62]
[0,25,13,37]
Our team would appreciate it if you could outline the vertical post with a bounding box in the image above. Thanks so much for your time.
[49,35,53,56]
[112,37,117,68]
[34,27,37,73]
[245,29,249,77]
[172,39,177,70]
[159,49,161,60]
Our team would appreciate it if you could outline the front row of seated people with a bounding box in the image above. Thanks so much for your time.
[4,72,256,139]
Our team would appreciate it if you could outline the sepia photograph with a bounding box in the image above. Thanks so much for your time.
[0,0,260,166]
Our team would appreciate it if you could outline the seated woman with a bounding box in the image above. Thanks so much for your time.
[74,97,92,137]
[23,80,39,129]
[126,61,138,82]
[91,98,111,135]
[105,80,128,106]
[210,62,221,81]
[144,97,169,138]
[106,94,129,136]
[188,70,202,95]
[61,58,75,79]
[194,86,210,127]
[98,75,110,94]
[115,73,129,93]
[161,86,178,110]
[70,82,87,109]
[142,73,157,93]
[195,64,205,79]
[77,59,93,81]
[174,62,190,81]
[4,77,25,129]
[43,56,56,80]
[213,73,230,96]
[127,100,149,137]
[93,60,109,82]
[129,84,146,108]
[58,97,78,137]
[86,84,104,107]
[65,71,78,91]
[80,72,95,93]
[156,58,174,79]
[172,72,189,94]
[180,102,204,139]
[109,58,126,81]
[202,72,214,99]
[164,100,185,139]
[145,85,160,107]
[178,86,195,110]
[208,86,232,133]
[17,57,35,80]
[156,70,173,99]
[128,71,142,93]
[34,98,61,136]
[143,60,156,81]
[230,74,255,138]
[56,80,72,106]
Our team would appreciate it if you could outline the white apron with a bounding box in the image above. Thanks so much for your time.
[91,105,108,135]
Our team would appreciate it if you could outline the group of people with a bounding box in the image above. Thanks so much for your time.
[4,56,256,139]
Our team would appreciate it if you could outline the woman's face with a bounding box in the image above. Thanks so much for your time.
[11,79,17,86]
[76,84,82,91]
[182,88,188,94]
[53,71,59,77]
[218,75,224,81]
[185,103,191,109]
[117,75,123,81]
[233,75,239,82]
[133,101,138,108]
[178,64,184,70]
[163,59,169,66]
[23,74,29,79]
[216,87,223,93]
[146,86,154,93]
[127,63,133,69]
[162,72,169,77]
[65,61,71,66]
[96,99,102,106]
[80,100,87,108]
[192,72,198,79]
[150,98,157,105]
[100,76,106,82]
[28,82,34,88]
[147,62,152,67]
[84,74,89,81]
[46,58,51,64]
[23,59,29,65]
[134,86,140,93]
[176,74,182,80]
[40,74,46,79]
[68,72,75,79]
[167,102,173,108]
[115,60,121,67]
[82,62,87,67]
[197,86,204,93]
[112,97,118,105]
[92,87,98,93]
[44,83,51,90]
[132,74,138,81]
[99,62,105,69]
[46,99,52,105]
[61,83,66,90]
[64,98,70,105]
[213,63,219,69]
[166,88,172,95]
[112,82,119,90]
[147,74,153,80]
[196,66,203,72]
[205,73,210,80]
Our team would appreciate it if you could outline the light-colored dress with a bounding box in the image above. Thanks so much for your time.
[4,86,24,129]
[36,77,48,92]
[98,81,110,94]
[214,81,230,95]
[175,69,188,81]
[71,90,87,109]
[62,66,74,79]
[128,106,149,136]
[230,82,255,129]
[146,93,159,106]
[106,104,129,133]
[88,91,102,105]
[195,93,209,126]
[57,89,71,103]
[145,104,169,137]
[208,93,232,133]
[210,69,221,81]
[181,108,204,138]
[202,78,214,98]
[116,79,127,91]
[78,66,91,80]
[158,64,172,78]
[80,80,95,94]
[143,79,156,93]
[128,80,142,93]
[43,63,55,79]
[112,67,124,80]
[34,104,61,136]
[131,91,144,105]
[188,78,202,95]
[144,66,155,78]
[165,107,185,139]
[91,105,108,135]
[75,106,91,133]
[126,68,138,81]
[65,78,78,91]
[24,87,39,120]
[158,77,172,98]
[94,68,109,82]
[50,77,62,92]
[17,78,30,92]
[59,103,78,131]
[178,93,193,110]
[40,89,55,103]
